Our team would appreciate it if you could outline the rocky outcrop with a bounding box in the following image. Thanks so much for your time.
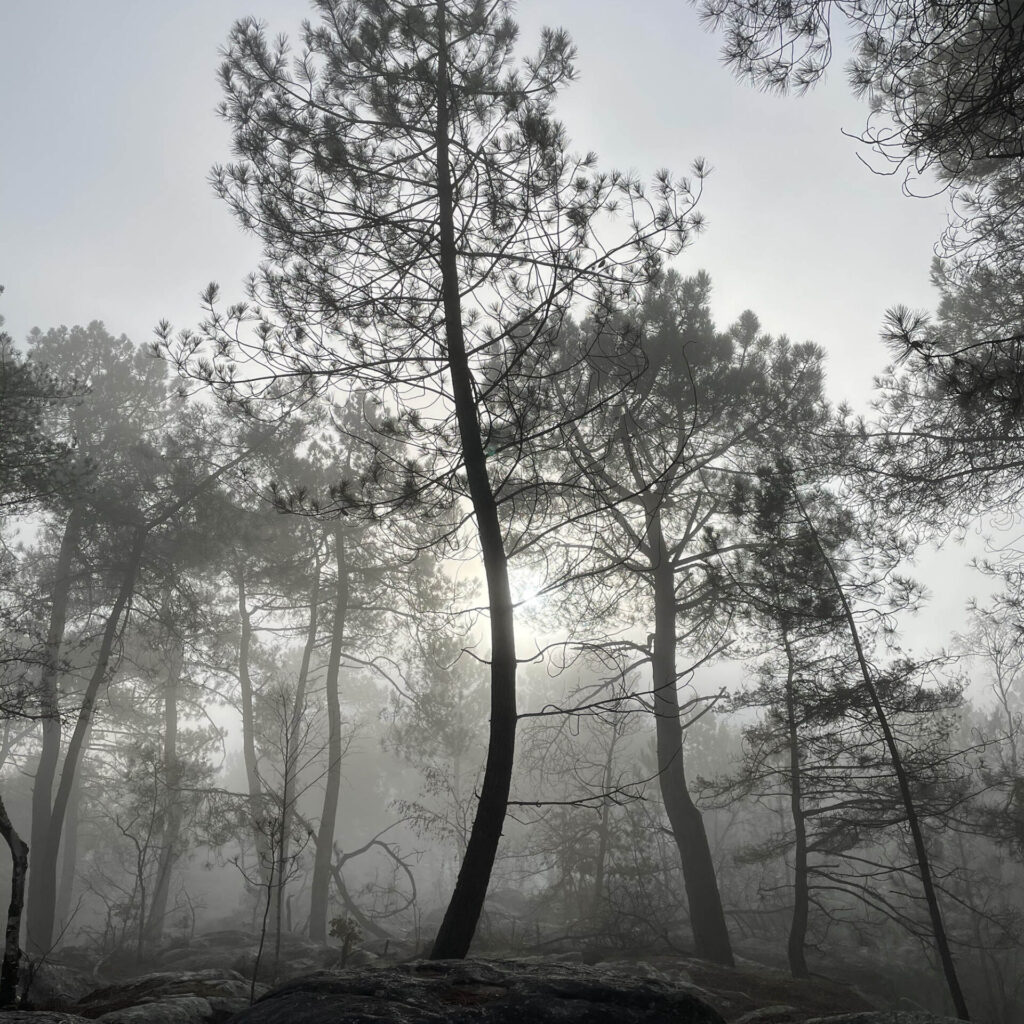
[2,945,936,1023]
[149,931,344,980]
[69,968,260,1023]
[20,959,95,1008]
[0,1015,92,1024]
[225,958,728,1024]
[803,1014,963,1024]
[733,1007,801,1023]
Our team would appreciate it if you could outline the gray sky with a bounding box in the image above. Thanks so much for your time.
[1,0,949,408]
[0,1,988,654]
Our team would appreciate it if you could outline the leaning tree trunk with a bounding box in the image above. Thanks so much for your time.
[27,505,80,955]
[781,635,810,978]
[0,791,28,1006]
[309,526,349,943]
[429,0,518,960]
[648,507,734,966]
[54,722,90,937]
[30,527,145,956]
[796,491,970,1021]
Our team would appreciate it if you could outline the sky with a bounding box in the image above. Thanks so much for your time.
[0,1,994,657]
[1,0,950,405]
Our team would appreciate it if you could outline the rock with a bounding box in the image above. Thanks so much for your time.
[804,1014,963,1024]
[21,959,95,1007]
[95,996,214,1024]
[682,959,877,1021]
[0,1015,92,1023]
[224,958,727,1023]
[73,968,260,1021]
[733,1007,801,1024]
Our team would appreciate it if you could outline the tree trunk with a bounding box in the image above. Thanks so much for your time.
[276,553,321,955]
[782,636,809,978]
[146,635,185,951]
[796,491,970,1021]
[591,725,620,920]
[236,570,273,893]
[0,791,27,1006]
[648,507,733,966]
[429,0,518,960]
[27,505,80,955]
[30,526,144,955]
[54,733,87,936]
[309,527,348,943]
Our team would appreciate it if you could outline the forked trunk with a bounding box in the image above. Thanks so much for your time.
[30,527,145,955]
[27,505,80,955]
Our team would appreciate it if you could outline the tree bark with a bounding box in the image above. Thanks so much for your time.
[648,507,734,966]
[274,553,320,957]
[591,725,620,920]
[309,526,348,943]
[236,570,273,894]
[27,505,80,955]
[782,636,809,978]
[146,634,185,951]
[429,0,518,960]
[29,526,144,955]
[0,791,27,1006]
[795,491,970,1021]
[54,734,86,936]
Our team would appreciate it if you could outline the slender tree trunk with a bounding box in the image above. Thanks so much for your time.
[27,505,80,955]
[146,635,185,951]
[0,792,27,1007]
[429,0,517,959]
[309,527,348,943]
[54,731,87,936]
[795,491,970,1021]
[277,555,321,948]
[30,527,144,956]
[591,726,620,920]
[648,507,733,966]
[237,572,260,803]
[781,635,809,978]
[236,571,273,894]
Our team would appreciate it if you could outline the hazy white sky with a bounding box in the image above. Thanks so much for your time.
[1,0,949,409]
[0,1,989,653]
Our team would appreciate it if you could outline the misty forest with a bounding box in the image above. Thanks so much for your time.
[1,1,1023,1022]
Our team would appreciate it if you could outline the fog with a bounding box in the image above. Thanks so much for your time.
[1,2,1022,1023]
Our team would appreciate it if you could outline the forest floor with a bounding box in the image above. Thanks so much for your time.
[8,931,964,1023]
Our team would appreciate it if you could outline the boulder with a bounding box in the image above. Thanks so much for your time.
[224,958,726,1024]
[733,1008,801,1023]
[72,968,260,1022]
[20,959,95,1008]
[95,996,214,1024]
